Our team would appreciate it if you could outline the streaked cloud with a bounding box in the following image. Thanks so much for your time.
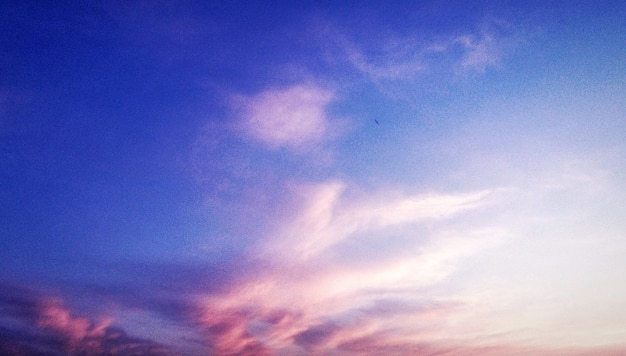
[188,145,626,354]
[427,32,503,73]
[192,181,503,354]
[263,181,493,260]
[319,23,514,85]
[338,36,425,80]
[319,29,426,82]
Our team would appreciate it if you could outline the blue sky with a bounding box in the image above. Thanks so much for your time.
[1,1,626,355]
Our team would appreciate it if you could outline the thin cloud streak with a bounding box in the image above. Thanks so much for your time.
[263,181,493,260]
[189,148,626,354]
[427,32,504,73]
[457,34,501,72]
[318,22,513,85]
[192,181,503,354]
[340,38,425,80]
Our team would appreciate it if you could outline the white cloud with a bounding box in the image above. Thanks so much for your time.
[235,85,336,152]
[264,182,493,260]
[194,180,504,353]
[340,38,425,80]
[457,34,501,72]
[426,32,503,73]
[318,23,512,85]
[195,152,626,353]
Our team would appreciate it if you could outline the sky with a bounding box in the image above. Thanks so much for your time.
[1,1,626,355]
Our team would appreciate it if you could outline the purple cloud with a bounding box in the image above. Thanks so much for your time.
[0,282,181,355]
[294,321,340,350]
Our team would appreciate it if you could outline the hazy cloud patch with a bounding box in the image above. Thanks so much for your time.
[233,84,338,152]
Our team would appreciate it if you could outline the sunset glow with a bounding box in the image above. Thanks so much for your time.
[1,1,625,355]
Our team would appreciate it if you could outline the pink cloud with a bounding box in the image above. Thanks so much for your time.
[0,285,179,355]
[314,22,517,87]
[188,159,626,354]
[191,180,504,354]
[234,85,336,152]
[34,298,179,355]
[262,181,493,260]
[36,298,111,352]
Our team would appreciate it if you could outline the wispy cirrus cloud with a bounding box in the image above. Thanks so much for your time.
[262,181,493,260]
[187,144,626,354]
[457,34,501,72]
[190,180,504,354]
[338,37,425,80]
[318,28,426,81]
[317,22,516,86]
[426,32,505,73]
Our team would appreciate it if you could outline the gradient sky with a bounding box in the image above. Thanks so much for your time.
[1,1,626,355]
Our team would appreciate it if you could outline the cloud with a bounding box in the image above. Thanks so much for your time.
[263,181,493,260]
[459,35,500,71]
[293,321,340,350]
[36,298,112,352]
[190,84,344,225]
[452,33,502,73]
[190,180,503,354]
[338,37,425,80]
[234,84,337,152]
[318,22,513,85]
[315,25,426,82]
[0,282,180,355]
[300,22,521,107]
[424,32,505,75]
[188,165,626,353]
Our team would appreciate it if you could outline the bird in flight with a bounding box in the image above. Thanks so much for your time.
[374,119,379,125]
